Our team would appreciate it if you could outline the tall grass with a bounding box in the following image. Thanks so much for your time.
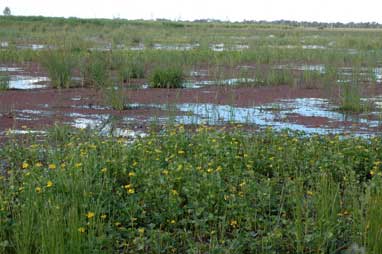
[41,50,75,88]
[1,127,382,253]
[103,85,129,110]
[0,75,10,91]
[149,67,184,88]
[81,52,111,88]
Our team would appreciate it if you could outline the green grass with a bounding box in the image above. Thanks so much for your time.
[118,58,145,82]
[0,75,9,91]
[1,126,382,253]
[81,52,111,88]
[149,67,184,88]
[41,50,75,88]
[103,85,129,110]
[337,82,372,113]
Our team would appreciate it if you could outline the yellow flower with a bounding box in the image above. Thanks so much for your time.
[230,220,238,227]
[75,163,82,168]
[138,228,145,234]
[100,214,107,220]
[124,184,132,189]
[171,189,178,196]
[216,166,222,172]
[30,144,39,149]
[170,220,176,224]
[78,227,85,233]
[127,188,135,194]
[162,170,169,175]
[35,187,42,193]
[307,191,314,196]
[46,181,53,188]
[128,172,136,177]
[35,162,43,168]
[86,212,95,219]
[178,150,185,155]
[22,162,29,169]
[101,168,107,173]
[48,164,56,170]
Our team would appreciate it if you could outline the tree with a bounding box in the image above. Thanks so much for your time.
[3,7,11,16]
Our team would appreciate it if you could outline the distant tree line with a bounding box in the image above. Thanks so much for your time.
[1,14,381,29]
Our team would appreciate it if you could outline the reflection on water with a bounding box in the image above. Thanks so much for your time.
[8,76,49,90]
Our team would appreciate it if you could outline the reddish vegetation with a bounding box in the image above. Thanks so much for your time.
[2,62,382,136]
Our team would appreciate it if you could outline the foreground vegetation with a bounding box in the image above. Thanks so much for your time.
[0,126,381,253]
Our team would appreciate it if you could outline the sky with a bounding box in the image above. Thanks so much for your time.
[1,0,382,23]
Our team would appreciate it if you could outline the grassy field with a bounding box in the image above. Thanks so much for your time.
[0,126,382,253]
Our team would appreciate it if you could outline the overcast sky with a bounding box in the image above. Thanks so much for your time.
[1,0,381,23]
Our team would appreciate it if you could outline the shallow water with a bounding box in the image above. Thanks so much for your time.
[67,112,147,138]
[183,78,257,88]
[152,43,199,51]
[126,98,382,136]
[302,45,327,50]
[8,76,49,90]
[274,64,326,74]
[16,44,52,51]
[0,67,22,72]
[209,43,249,52]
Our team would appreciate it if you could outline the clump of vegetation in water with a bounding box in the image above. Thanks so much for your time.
[118,56,145,82]
[338,82,372,113]
[81,52,111,89]
[0,75,9,91]
[41,50,75,88]
[103,85,129,110]
[149,67,184,88]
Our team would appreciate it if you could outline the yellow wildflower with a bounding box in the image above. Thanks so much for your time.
[35,162,43,168]
[230,220,238,227]
[162,170,169,175]
[46,181,53,188]
[48,164,56,170]
[35,187,42,193]
[101,168,107,173]
[128,172,136,177]
[138,228,145,234]
[86,212,95,219]
[78,227,85,233]
[22,162,29,169]
[100,214,107,219]
[127,188,135,194]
